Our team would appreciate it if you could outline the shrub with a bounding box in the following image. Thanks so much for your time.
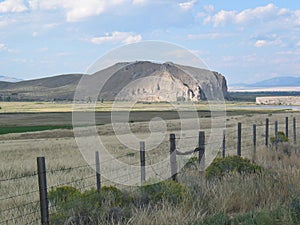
[270,131,289,144]
[140,180,187,204]
[49,186,130,225]
[100,186,125,207]
[48,186,81,206]
[205,156,263,180]
[183,157,198,170]
[270,132,292,155]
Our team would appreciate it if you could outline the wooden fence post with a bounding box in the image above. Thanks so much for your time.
[198,131,205,172]
[293,117,297,145]
[222,129,226,158]
[95,151,101,192]
[170,134,177,182]
[37,157,50,225]
[140,141,146,185]
[237,123,242,156]
[253,124,256,162]
[265,118,269,147]
[286,117,289,138]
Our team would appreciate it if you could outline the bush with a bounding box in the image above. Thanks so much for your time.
[270,132,292,155]
[270,131,289,144]
[205,156,263,180]
[140,180,187,204]
[48,186,81,206]
[49,186,131,225]
[183,157,198,170]
[100,186,127,207]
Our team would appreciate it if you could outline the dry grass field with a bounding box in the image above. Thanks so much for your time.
[0,101,299,224]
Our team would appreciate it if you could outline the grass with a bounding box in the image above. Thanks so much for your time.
[0,110,300,224]
[0,101,294,113]
[41,145,300,225]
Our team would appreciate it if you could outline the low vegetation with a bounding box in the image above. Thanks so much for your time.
[205,155,263,180]
[0,125,73,135]
[47,144,300,225]
[1,111,299,224]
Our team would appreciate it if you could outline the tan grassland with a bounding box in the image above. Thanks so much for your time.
[0,102,300,224]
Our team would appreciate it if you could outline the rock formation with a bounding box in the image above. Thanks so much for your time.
[0,61,228,102]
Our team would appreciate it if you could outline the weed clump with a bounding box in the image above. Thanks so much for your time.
[140,180,187,204]
[270,131,289,144]
[49,186,131,224]
[205,156,262,180]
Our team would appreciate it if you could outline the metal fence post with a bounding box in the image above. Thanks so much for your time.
[95,151,101,192]
[170,134,177,182]
[37,157,49,225]
[275,121,278,151]
[293,117,297,145]
[265,118,269,146]
[140,141,146,185]
[237,123,242,156]
[286,117,289,138]
[198,131,205,172]
[253,124,256,162]
[222,129,226,158]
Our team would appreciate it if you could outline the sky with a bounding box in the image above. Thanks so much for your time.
[1,0,300,85]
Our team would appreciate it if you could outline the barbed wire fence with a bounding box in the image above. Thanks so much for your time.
[0,115,299,225]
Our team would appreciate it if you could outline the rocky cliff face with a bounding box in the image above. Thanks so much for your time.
[98,61,228,102]
[0,61,228,102]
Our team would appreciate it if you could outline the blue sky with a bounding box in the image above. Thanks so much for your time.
[0,0,300,85]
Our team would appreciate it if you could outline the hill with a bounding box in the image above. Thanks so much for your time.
[249,76,300,87]
[230,76,300,91]
[0,76,22,82]
[0,62,228,102]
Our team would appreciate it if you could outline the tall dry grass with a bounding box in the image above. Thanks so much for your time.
[1,112,300,224]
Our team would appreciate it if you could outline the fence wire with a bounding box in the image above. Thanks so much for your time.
[0,115,299,224]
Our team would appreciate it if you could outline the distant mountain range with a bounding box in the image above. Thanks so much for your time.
[232,76,300,88]
[0,76,23,82]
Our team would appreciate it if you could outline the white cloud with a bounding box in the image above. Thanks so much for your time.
[204,5,214,13]
[37,47,48,52]
[0,20,8,27]
[178,0,196,11]
[0,0,27,13]
[91,32,142,45]
[29,0,127,22]
[254,38,282,48]
[204,3,290,27]
[132,0,146,5]
[254,40,267,48]
[43,23,59,29]
[0,43,7,51]
[205,9,236,26]
[187,32,232,40]
[32,31,38,37]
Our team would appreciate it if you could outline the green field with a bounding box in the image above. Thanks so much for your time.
[0,125,73,135]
